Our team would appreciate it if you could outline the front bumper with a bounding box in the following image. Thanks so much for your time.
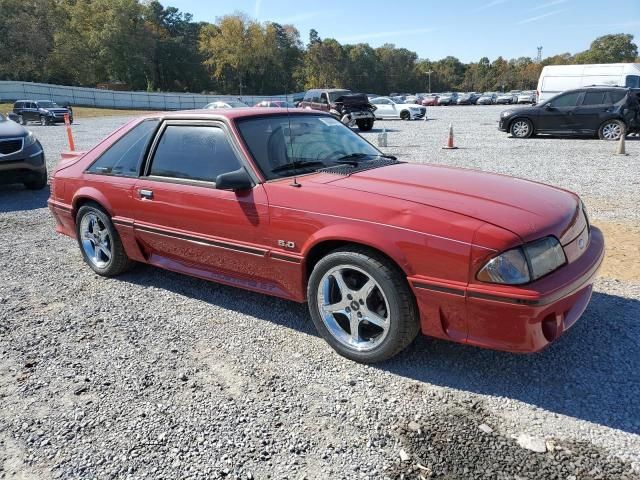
[498,118,510,131]
[409,227,605,353]
[0,141,46,184]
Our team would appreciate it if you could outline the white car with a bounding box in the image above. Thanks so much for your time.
[517,91,536,104]
[370,97,426,120]
[204,100,249,109]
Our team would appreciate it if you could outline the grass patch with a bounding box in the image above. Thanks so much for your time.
[0,103,159,118]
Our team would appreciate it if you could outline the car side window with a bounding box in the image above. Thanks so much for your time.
[582,92,606,106]
[606,91,626,104]
[149,125,241,183]
[550,92,581,108]
[87,119,159,177]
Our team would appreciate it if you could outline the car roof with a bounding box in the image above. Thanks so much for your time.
[138,108,331,121]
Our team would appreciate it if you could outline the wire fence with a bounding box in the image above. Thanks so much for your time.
[0,81,303,110]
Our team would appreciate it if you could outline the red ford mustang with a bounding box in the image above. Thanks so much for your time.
[48,109,604,362]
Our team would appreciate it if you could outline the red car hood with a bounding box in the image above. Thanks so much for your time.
[324,163,579,243]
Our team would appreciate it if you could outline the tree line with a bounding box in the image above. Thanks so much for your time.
[1,0,638,95]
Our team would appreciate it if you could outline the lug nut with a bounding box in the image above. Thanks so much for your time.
[357,312,362,318]
[347,294,353,300]
[359,299,364,305]
[345,307,351,313]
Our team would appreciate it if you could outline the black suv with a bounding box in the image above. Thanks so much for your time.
[13,100,73,126]
[499,87,640,140]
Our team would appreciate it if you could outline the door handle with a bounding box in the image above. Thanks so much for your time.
[139,189,153,200]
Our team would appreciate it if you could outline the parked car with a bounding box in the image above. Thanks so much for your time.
[437,93,458,106]
[0,113,47,189]
[499,86,640,139]
[13,100,72,126]
[404,95,419,104]
[254,100,298,108]
[496,93,517,105]
[204,100,249,109]
[369,97,426,120]
[420,95,439,106]
[476,93,497,105]
[457,93,480,105]
[300,89,376,131]
[48,108,604,362]
[517,91,536,104]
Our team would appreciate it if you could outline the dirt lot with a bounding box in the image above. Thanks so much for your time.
[1,106,638,479]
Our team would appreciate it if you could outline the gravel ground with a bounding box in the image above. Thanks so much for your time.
[1,108,639,479]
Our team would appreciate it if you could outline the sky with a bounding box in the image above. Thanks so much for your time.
[167,0,640,62]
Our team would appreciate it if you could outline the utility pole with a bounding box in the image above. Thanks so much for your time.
[536,46,543,63]
[426,71,433,93]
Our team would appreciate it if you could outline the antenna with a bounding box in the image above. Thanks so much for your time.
[285,86,301,187]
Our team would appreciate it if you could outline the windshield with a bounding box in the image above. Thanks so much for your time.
[327,90,351,102]
[236,114,382,180]
[37,101,58,108]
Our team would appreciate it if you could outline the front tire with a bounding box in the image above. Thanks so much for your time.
[40,116,49,126]
[23,169,47,190]
[18,115,26,125]
[76,204,132,277]
[307,247,419,363]
[598,120,625,140]
[400,110,410,121]
[356,119,374,131]
[510,118,533,138]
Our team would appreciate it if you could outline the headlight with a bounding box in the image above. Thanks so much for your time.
[501,111,512,117]
[24,131,37,147]
[477,236,566,285]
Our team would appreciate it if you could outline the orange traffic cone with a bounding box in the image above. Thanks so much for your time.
[442,123,458,150]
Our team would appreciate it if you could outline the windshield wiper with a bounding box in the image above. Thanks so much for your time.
[271,160,326,173]
[334,153,370,166]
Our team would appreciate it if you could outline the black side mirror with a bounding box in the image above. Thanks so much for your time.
[215,167,253,192]
[544,103,553,110]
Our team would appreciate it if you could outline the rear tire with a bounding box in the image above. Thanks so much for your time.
[598,119,625,140]
[307,247,419,363]
[510,118,533,138]
[75,203,132,277]
[356,119,374,131]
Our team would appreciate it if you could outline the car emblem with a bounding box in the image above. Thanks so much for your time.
[578,238,585,250]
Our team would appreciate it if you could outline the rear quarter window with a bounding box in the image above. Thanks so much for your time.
[87,119,159,177]
[606,91,627,104]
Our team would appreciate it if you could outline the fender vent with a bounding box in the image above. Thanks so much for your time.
[318,158,402,176]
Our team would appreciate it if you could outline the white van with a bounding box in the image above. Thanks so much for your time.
[536,63,640,103]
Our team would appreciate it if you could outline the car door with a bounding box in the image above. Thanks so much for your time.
[132,120,274,286]
[26,102,38,122]
[537,91,582,133]
[573,90,611,133]
[371,98,391,118]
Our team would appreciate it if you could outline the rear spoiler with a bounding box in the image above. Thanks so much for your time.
[60,150,87,162]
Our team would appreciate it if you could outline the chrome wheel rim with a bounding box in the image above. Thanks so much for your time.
[316,265,390,352]
[602,122,622,140]
[40,117,46,126]
[18,115,24,125]
[512,120,530,137]
[80,213,112,269]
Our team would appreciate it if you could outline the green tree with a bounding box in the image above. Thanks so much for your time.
[575,34,638,64]
[0,0,59,81]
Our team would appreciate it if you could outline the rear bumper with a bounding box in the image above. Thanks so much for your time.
[409,227,605,353]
